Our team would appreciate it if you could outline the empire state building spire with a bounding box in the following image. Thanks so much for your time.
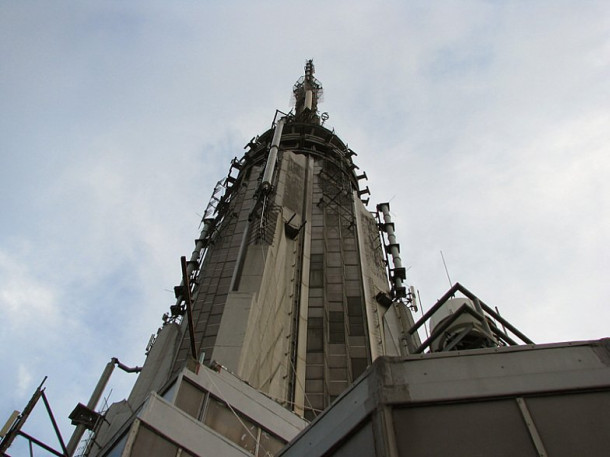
[293,59,324,123]
[58,62,422,456]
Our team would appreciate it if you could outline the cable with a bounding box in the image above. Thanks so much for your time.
[288,353,316,415]
[200,367,269,456]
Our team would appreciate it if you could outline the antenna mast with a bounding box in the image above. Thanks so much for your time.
[440,250,453,288]
[293,59,323,122]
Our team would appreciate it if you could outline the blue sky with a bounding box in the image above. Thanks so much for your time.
[1,1,609,453]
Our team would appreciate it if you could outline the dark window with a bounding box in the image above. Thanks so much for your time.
[307,317,324,351]
[351,358,368,379]
[310,254,324,268]
[349,317,365,336]
[131,425,178,457]
[309,269,323,287]
[329,311,345,343]
[347,297,363,316]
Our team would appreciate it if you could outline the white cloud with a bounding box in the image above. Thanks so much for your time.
[0,248,59,329]
[16,364,33,399]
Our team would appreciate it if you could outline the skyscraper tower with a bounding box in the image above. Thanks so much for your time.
[61,61,420,456]
[159,59,418,418]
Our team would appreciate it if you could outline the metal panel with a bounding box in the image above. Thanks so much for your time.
[526,391,610,457]
[281,341,610,457]
[130,425,178,457]
[329,420,375,457]
[392,400,538,457]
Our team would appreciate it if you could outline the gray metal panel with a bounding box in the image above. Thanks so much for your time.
[392,400,538,457]
[280,340,610,457]
[526,391,610,457]
[381,341,610,405]
[328,420,375,457]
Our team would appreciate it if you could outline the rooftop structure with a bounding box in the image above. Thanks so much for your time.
[281,339,610,457]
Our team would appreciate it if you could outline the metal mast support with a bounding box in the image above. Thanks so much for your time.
[66,361,115,455]
[66,358,142,456]
[377,203,406,298]
[171,219,214,320]
[377,202,419,354]
[0,377,69,457]
[261,117,286,193]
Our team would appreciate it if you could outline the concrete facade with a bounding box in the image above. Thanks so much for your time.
[175,121,407,418]
[156,78,415,418]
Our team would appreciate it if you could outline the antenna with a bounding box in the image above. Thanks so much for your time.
[417,289,430,340]
[495,306,508,334]
[293,60,323,121]
[440,250,453,288]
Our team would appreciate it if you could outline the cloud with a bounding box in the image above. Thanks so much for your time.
[16,364,33,399]
[0,248,59,330]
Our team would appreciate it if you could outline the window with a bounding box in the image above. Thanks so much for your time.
[130,425,178,457]
[307,317,324,351]
[329,311,345,343]
[174,380,205,420]
[173,379,287,456]
[205,396,258,453]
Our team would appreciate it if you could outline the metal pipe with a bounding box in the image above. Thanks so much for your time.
[113,359,142,374]
[173,219,213,306]
[487,321,519,346]
[261,117,285,193]
[191,219,213,265]
[378,203,404,295]
[66,361,116,455]
[17,431,65,457]
[41,392,68,456]
[181,256,198,359]
[457,283,534,344]
[230,117,285,290]
[480,302,534,344]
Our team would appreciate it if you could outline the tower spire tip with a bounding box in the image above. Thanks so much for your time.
[293,59,323,123]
